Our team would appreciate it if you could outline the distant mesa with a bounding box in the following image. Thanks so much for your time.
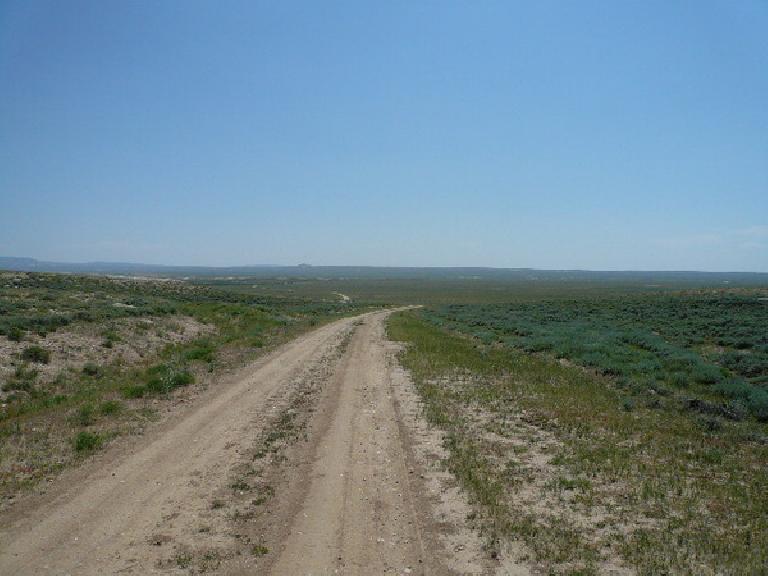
[297,263,312,268]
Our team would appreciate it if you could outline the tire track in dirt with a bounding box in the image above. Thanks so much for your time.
[0,310,499,575]
[244,310,495,575]
[268,311,430,574]
[0,315,358,575]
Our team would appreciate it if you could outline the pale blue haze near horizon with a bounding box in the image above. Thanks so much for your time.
[1,1,766,271]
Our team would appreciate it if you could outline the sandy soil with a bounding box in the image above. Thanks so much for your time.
[0,310,497,575]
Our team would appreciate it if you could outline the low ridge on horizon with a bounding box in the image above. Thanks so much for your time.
[1,255,767,278]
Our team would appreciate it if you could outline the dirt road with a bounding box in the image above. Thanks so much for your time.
[0,311,493,575]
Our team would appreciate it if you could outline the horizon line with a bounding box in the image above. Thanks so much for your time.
[1,256,767,275]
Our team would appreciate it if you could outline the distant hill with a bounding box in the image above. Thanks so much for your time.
[0,256,280,277]
[1,256,768,286]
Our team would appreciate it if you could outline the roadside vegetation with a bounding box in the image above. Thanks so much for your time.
[388,290,768,575]
[423,291,768,423]
[0,271,371,502]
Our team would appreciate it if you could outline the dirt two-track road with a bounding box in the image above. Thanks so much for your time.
[0,310,504,576]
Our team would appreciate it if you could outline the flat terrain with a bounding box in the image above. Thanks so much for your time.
[0,310,489,575]
[389,298,768,575]
[3,271,767,575]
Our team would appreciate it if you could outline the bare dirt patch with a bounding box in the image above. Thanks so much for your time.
[420,372,640,575]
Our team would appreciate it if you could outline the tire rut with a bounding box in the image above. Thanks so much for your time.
[0,310,499,576]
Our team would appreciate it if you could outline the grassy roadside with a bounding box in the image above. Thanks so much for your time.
[388,310,768,575]
[0,272,373,502]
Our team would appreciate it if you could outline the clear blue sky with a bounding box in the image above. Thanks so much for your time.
[1,1,766,271]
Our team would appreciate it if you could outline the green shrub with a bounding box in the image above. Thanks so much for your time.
[2,379,32,393]
[22,345,50,364]
[699,447,724,464]
[121,384,147,399]
[715,378,753,401]
[252,544,269,556]
[73,431,102,452]
[718,352,766,378]
[691,364,723,385]
[73,404,95,426]
[175,370,194,386]
[145,364,194,394]
[99,399,122,415]
[119,364,195,398]
[183,341,215,363]
[4,364,38,392]
[14,364,37,380]
[714,379,768,421]
[82,363,101,376]
[748,390,768,422]
[669,372,689,388]
[8,326,24,342]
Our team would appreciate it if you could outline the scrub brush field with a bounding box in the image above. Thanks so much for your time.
[388,288,768,575]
